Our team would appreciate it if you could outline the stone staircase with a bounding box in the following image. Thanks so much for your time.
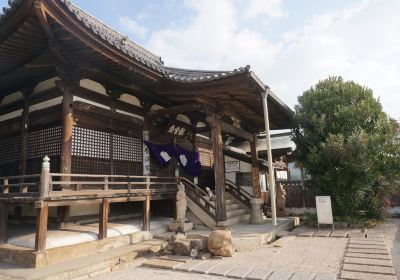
[187,191,251,229]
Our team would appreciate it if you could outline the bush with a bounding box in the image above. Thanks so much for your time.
[293,77,400,219]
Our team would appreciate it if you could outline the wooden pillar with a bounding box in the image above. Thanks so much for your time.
[56,80,75,182]
[0,203,8,244]
[99,198,109,239]
[143,195,151,231]
[35,203,48,252]
[250,134,261,198]
[20,89,32,178]
[209,115,227,222]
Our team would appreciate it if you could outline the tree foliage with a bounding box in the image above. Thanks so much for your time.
[293,77,400,218]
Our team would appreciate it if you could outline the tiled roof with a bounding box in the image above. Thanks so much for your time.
[61,0,166,73]
[164,65,251,83]
[0,0,23,24]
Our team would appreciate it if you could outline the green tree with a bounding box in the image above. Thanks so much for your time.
[293,77,400,219]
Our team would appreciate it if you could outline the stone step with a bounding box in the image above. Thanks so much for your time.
[225,213,251,226]
[226,203,244,211]
[226,208,248,218]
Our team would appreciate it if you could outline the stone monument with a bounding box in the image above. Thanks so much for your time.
[169,183,193,232]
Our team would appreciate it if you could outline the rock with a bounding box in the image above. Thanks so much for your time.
[190,238,208,251]
[196,252,212,260]
[171,232,186,242]
[190,248,198,258]
[172,240,191,256]
[207,230,235,257]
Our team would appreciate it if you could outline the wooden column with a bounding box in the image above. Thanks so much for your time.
[56,80,75,182]
[20,89,32,179]
[35,203,48,252]
[209,115,227,222]
[99,198,109,239]
[143,195,151,231]
[0,203,8,244]
[250,134,261,198]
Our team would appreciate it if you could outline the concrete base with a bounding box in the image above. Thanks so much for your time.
[168,222,194,232]
[250,198,264,224]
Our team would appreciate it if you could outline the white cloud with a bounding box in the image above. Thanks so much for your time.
[245,0,288,19]
[118,17,148,39]
[141,0,400,119]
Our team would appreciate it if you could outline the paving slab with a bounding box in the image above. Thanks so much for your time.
[349,232,366,238]
[343,263,396,275]
[344,257,393,267]
[330,231,349,238]
[142,258,183,270]
[191,261,219,274]
[267,270,293,280]
[245,268,272,280]
[345,252,391,260]
[174,260,203,272]
[313,231,332,237]
[366,233,384,238]
[340,270,397,280]
[349,240,386,246]
[226,266,254,279]
[348,244,389,250]
[208,264,236,276]
[296,231,314,237]
[314,273,338,280]
[290,271,314,280]
[347,248,388,254]
[157,255,193,263]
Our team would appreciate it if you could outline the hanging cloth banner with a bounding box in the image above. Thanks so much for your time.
[143,140,175,167]
[175,144,201,177]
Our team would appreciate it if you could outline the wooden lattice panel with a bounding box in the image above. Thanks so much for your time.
[27,126,62,159]
[198,147,213,167]
[0,135,21,162]
[72,127,110,159]
[113,134,142,162]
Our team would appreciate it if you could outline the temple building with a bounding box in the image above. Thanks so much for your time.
[0,0,293,267]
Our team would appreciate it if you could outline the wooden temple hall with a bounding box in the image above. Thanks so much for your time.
[0,0,293,266]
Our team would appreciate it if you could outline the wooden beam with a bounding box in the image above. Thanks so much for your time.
[0,203,8,244]
[250,134,261,198]
[99,198,109,239]
[149,103,201,118]
[143,195,151,231]
[209,115,227,222]
[35,203,48,252]
[206,116,253,142]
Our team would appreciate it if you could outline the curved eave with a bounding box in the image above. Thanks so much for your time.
[40,0,163,81]
[0,0,34,42]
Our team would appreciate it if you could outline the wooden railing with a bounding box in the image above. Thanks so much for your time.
[0,157,176,200]
[225,180,253,209]
[179,177,216,220]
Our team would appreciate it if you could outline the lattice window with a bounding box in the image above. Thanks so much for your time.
[72,127,110,159]
[113,134,142,162]
[198,147,213,167]
[0,135,21,162]
[27,126,62,159]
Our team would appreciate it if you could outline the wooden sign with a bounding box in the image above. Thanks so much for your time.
[225,161,240,173]
[315,196,334,230]
[165,120,192,140]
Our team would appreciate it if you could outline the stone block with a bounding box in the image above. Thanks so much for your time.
[142,258,182,270]
[276,231,290,238]
[169,222,193,232]
[349,240,386,246]
[191,261,219,274]
[366,233,384,238]
[267,270,293,280]
[245,268,271,280]
[342,263,395,275]
[345,252,391,260]
[226,266,253,279]
[172,240,191,256]
[348,244,388,250]
[349,232,366,238]
[313,231,331,237]
[290,272,314,280]
[174,260,203,272]
[208,264,235,276]
[314,273,338,280]
[190,238,208,251]
[296,231,313,237]
[207,230,235,257]
[344,257,393,267]
[340,270,397,280]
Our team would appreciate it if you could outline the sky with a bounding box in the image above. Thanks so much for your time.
[1,0,399,119]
